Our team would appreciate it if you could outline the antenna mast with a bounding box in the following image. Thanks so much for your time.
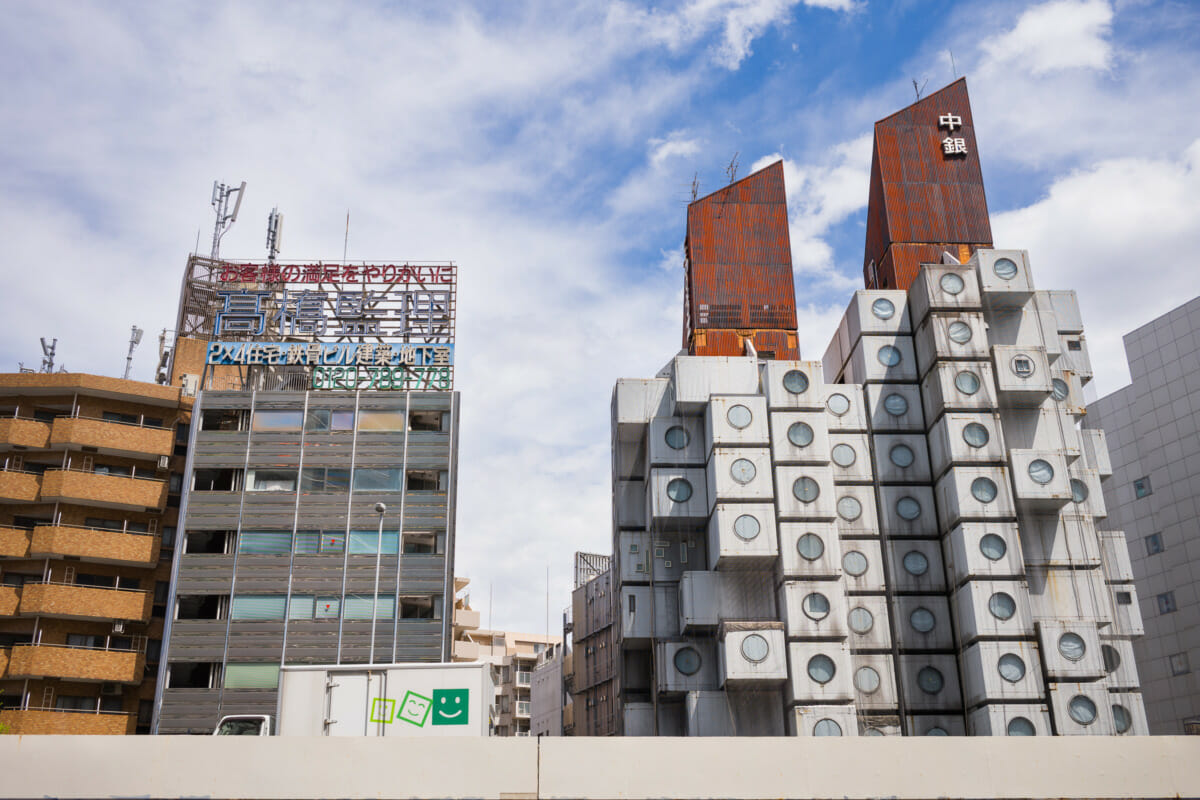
[39,338,57,374]
[725,152,740,184]
[123,326,144,381]
[266,207,284,265]
[210,180,246,260]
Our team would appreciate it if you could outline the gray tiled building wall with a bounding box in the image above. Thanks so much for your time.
[1086,295,1200,734]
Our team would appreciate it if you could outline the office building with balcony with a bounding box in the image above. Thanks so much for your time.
[1085,295,1200,734]
[0,373,188,734]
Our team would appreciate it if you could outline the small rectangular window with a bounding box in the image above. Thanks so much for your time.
[229,595,287,620]
[293,531,321,554]
[402,532,439,554]
[348,530,380,554]
[193,468,239,492]
[1159,591,1178,614]
[251,410,303,432]
[223,663,280,689]
[168,662,218,689]
[1013,357,1034,377]
[315,596,341,619]
[1116,591,1133,606]
[399,595,437,619]
[248,469,297,492]
[288,595,315,619]
[237,530,291,554]
[409,411,445,432]
[55,695,95,711]
[344,594,395,619]
[169,474,182,492]
[1171,652,1191,676]
[320,532,346,553]
[103,411,140,425]
[1184,718,1200,735]
[1134,476,1153,498]
[201,410,243,431]
[357,409,405,431]
[355,468,402,492]
[1146,532,1164,555]
[1067,339,1082,351]
[185,530,231,554]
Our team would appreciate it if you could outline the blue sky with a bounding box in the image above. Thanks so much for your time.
[2,0,1198,634]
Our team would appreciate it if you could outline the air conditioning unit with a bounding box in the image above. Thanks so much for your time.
[157,455,170,470]
[101,683,122,696]
[180,374,199,397]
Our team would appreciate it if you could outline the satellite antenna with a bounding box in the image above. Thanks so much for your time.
[210,180,246,260]
[266,207,284,265]
[725,152,740,184]
[123,326,144,381]
[39,338,57,374]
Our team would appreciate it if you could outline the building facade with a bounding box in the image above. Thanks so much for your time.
[1085,295,1200,734]
[0,373,187,734]
[530,641,565,736]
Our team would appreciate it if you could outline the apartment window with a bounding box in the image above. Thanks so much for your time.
[357,409,405,431]
[1116,591,1133,606]
[162,526,177,549]
[399,596,438,619]
[74,573,117,588]
[251,410,303,432]
[169,473,183,492]
[402,532,441,554]
[406,470,446,492]
[294,530,345,554]
[314,597,340,619]
[146,639,162,662]
[409,411,445,432]
[186,530,232,554]
[305,409,354,432]
[224,663,280,689]
[247,469,297,492]
[93,463,132,477]
[348,530,399,555]
[1067,339,1082,351]
[343,594,395,619]
[229,595,287,620]
[154,581,170,604]
[55,695,96,711]
[1134,477,1153,499]
[238,530,292,554]
[168,662,219,689]
[300,467,351,492]
[354,468,403,492]
[176,595,226,620]
[1184,718,1200,735]
[200,410,244,431]
[66,634,105,648]
[1145,532,1164,556]
[193,468,240,492]
[1011,356,1035,377]
[1170,652,1191,676]
[103,411,140,425]
[1158,591,1178,614]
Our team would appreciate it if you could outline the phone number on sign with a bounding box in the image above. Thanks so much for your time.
[311,366,452,391]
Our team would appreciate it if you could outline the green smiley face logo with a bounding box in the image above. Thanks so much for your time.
[431,689,469,725]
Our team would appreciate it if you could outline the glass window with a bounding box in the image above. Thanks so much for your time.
[726,404,753,430]
[796,533,823,561]
[1070,478,1089,503]
[998,653,1026,683]
[954,370,981,395]
[1058,632,1086,661]
[883,392,908,416]
[947,321,973,344]
[812,718,842,736]
[831,444,856,467]
[1134,476,1152,498]
[237,530,291,554]
[402,532,441,554]
[909,607,936,633]
[806,654,835,684]
[889,444,914,468]
[802,593,830,620]
[1145,532,1164,556]
[315,597,341,619]
[1051,378,1070,401]
[1158,591,1177,614]
[837,496,862,521]
[877,345,902,367]
[251,410,303,432]
[248,469,297,492]
[1011,355,1035,377]
[1028,459,1054,485]
[1170,652,1190,675]
[740,634,770,663]
[842,550,869,577]
[962,422,990,448]
[666,478,692,503]
[993,257,1019,279]
[344,594,395,619]
[793,477,820,503]
[1112,704,1132,734]
[871,297,895,320]
[787,422,814,448]
[1068,695,1097,726]
[1116,591,1132,605]
[230,596,286,620]
[902,550,929,576]
[354,468,403,492]
[1007,717,1035,736]
[989,592,1016,620]
[664,426,689,450]
[854,666,881,693]
[826,393,850,416]
[288,595,315,619]
[896,496,921,521]
[673,647,701,675]
[408,411,444,432]
[357,409,405,431]
[848,607,873,634]
[348,530,380,554]
[733,515,760,541]
[730,458,756,484]
[1102,644,1121,674]
[979,533,1007,561]
[917,666,944,694]
[940,273,965,295]
[782,370,809,394]
[971,477,998,503]
[224,663,280,689]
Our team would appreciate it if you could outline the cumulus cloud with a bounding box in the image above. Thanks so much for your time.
[980,0,1113,75]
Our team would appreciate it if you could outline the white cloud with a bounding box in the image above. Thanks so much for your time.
[981,0,1113,75]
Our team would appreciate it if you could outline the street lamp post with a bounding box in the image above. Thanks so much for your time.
[370,502,386,664]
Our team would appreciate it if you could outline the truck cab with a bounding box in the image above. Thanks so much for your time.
[213,714,272,736]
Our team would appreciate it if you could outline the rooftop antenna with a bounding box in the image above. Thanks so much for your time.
[39,338,57,374]
[210,180,246,260]
[123,326,144,381]
[342,210,350,264]
[949,50,958,79]
[912,78,929,101]
[266,207,284,265]
[690,172,700,202]
[725,152,740,184]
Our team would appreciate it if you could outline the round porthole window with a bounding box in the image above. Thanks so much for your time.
[962,422,990,448]
[1070,478,1089,503]
[740,633,770,663]
[1052,378,1070,401]
[955,370,981,395]
[826,393,851,416]
[673,646,701,675]
[854,666,881,694]
[793,477,821,503]
[1102,644,1121,674]
[948,321,973,344]
[803,592,831,621]
[733,514,760,541]
[807,654,836,684]
[848,606,874,634]
[1028,459,1055,485]
[864,727,885,736]
[940,272,965,295]
[979,533,1007,561]
[1059,632,1086,661]
[842,550,869,577]
[925,727,949,736]
[998,653,1026,683]
[837,496,862,521]
[871,298,896,320]
[971,477,998,503]
[831,443,857,467]
[730,458,757,485]
[788,421,814,447]
[910,607,936,633]
[896,496,922,521]
[666,478,692,503]
[877,345,902,367]
[813,718,842,736]
[783,370,809,395]
[917,666,944,694]
[1007,717,1036,736]
[664,425,689,450]
[994,257,1019,280]
[883,392,909,416]
[989,592,1016,621]
[1068,695,1097,726]
[727,404,753,429]
[889,444,915,468]
[796,533,824,561]
[1112,704,1132,734]
[903,550,929,576]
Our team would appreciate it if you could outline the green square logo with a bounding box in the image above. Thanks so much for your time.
[431,689,469,725]
[369,697,395,724]
[397,690,432,727]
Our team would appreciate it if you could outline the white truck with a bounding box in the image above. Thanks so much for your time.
[214,662,494,737]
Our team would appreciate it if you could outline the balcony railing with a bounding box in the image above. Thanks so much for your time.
[0,417,51,449]
[50,415,174,458]
[17,582,152,623]
[0,525,32,558]
[0,468,41,502]
[0,707,135,735]
[516,701,531,717]
[515,671,532,687]
[30,523,159,566]
[0,585,19,616]
[40,469,167,511]
[5,643,144,683]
